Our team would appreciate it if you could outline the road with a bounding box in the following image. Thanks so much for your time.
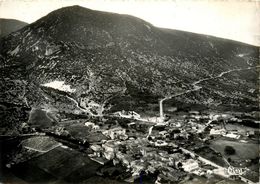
[160,66,258,115]
[66,95,155,123]
[66,95,97,116]
[180,146,222,168]
[179,146,257,184]
[66,65,258,124]
[64,66,258,184]
[146,126,154,138]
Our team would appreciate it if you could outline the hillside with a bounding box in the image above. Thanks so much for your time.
[0,19,28,38]
[0,5,258,134]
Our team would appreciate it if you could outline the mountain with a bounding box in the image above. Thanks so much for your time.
[0,6,258,134]
[0,19,28,38]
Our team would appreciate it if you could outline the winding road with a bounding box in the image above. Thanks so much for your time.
[180,146,257,184]
[66,95,97,116]
[65,65,258,122]
[160,66,258,114]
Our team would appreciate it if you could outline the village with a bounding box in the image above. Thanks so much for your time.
[81,101,259,184]
[2,100,259,184]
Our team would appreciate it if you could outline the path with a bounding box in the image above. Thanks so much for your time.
[66,66,258,122]
[160,66,258,116]
[179,146,257,184]
[66,95,97,116]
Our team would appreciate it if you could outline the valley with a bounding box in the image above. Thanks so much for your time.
[0,5,259,184]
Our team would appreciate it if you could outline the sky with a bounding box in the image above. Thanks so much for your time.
[0,0,259,46]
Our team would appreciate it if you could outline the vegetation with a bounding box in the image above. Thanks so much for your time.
[0,5,258,134]
[224,146,236,155]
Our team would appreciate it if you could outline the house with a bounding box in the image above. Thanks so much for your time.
[169,121,182,128]
[113,111,141,119]
[189,111,200,115]
[146,150,158,158]
[167,107,178,112]
[148,165,156,173]
[192,168,205,176]
[93,125,100,130]
[159,130,169,138]
[145,117,162,123]
[90,144,102,157]
[103,127,127,140]
[121,155,134,167]
[85,122,95,127]
[115,151,125,160]
[127,122,136,128]
[155,140,168,147]
[103,151,114,160]
[140,147,157,157]
[209,114,233,121]
[85,122,100,130]
[168,157,175,167]
[182,159,199,172]
[224,133,240,139]
[246,130,255,136]
[210,128,226,135]
[130,160,146,176]
[196,124,206,133]
[102,141,119,160]
[128,111,141,119]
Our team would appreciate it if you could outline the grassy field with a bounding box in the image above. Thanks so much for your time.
[180,175,244,184]
[28,108,54,128]
[10,145,101,183]
[210,138,258,160]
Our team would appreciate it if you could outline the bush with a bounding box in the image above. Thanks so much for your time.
[224,146,236,155]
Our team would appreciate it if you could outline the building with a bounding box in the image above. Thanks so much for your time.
[85,122,100,130]
[224,133,240,139]
[181,159,199,172]
[210,128,226,135]
[155,140,168,147]
[127,122,136,128]
[246,130,255,136]
[102,141,119,160]
[90,144,102,157]
[140,147,155,156]
[159,130,169,138]
[103,127,127,140]
[130,160,146,176]
[121,155,134,167]
[115,151,125,160]
[189,111,200,115]
[169,121,182,128]
[113,111,141,119]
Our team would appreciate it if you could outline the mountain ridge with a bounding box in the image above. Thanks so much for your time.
[0,5,258,134]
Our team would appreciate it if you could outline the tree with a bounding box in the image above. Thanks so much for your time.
[224,146,236,155]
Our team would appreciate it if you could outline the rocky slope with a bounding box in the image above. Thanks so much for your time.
[0,6,258,133]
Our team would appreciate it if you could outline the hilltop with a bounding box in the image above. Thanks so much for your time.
[0,5,258,133]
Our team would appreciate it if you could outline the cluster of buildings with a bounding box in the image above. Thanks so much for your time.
[89,136,205,182]
[85,117,216,183]
[113,111,141,119]
[82,108,258,183]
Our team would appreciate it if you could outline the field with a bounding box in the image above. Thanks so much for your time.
[28,108,54,128]
[180,175,244,184]
[210,138,258,161]
[10,145,101,183]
